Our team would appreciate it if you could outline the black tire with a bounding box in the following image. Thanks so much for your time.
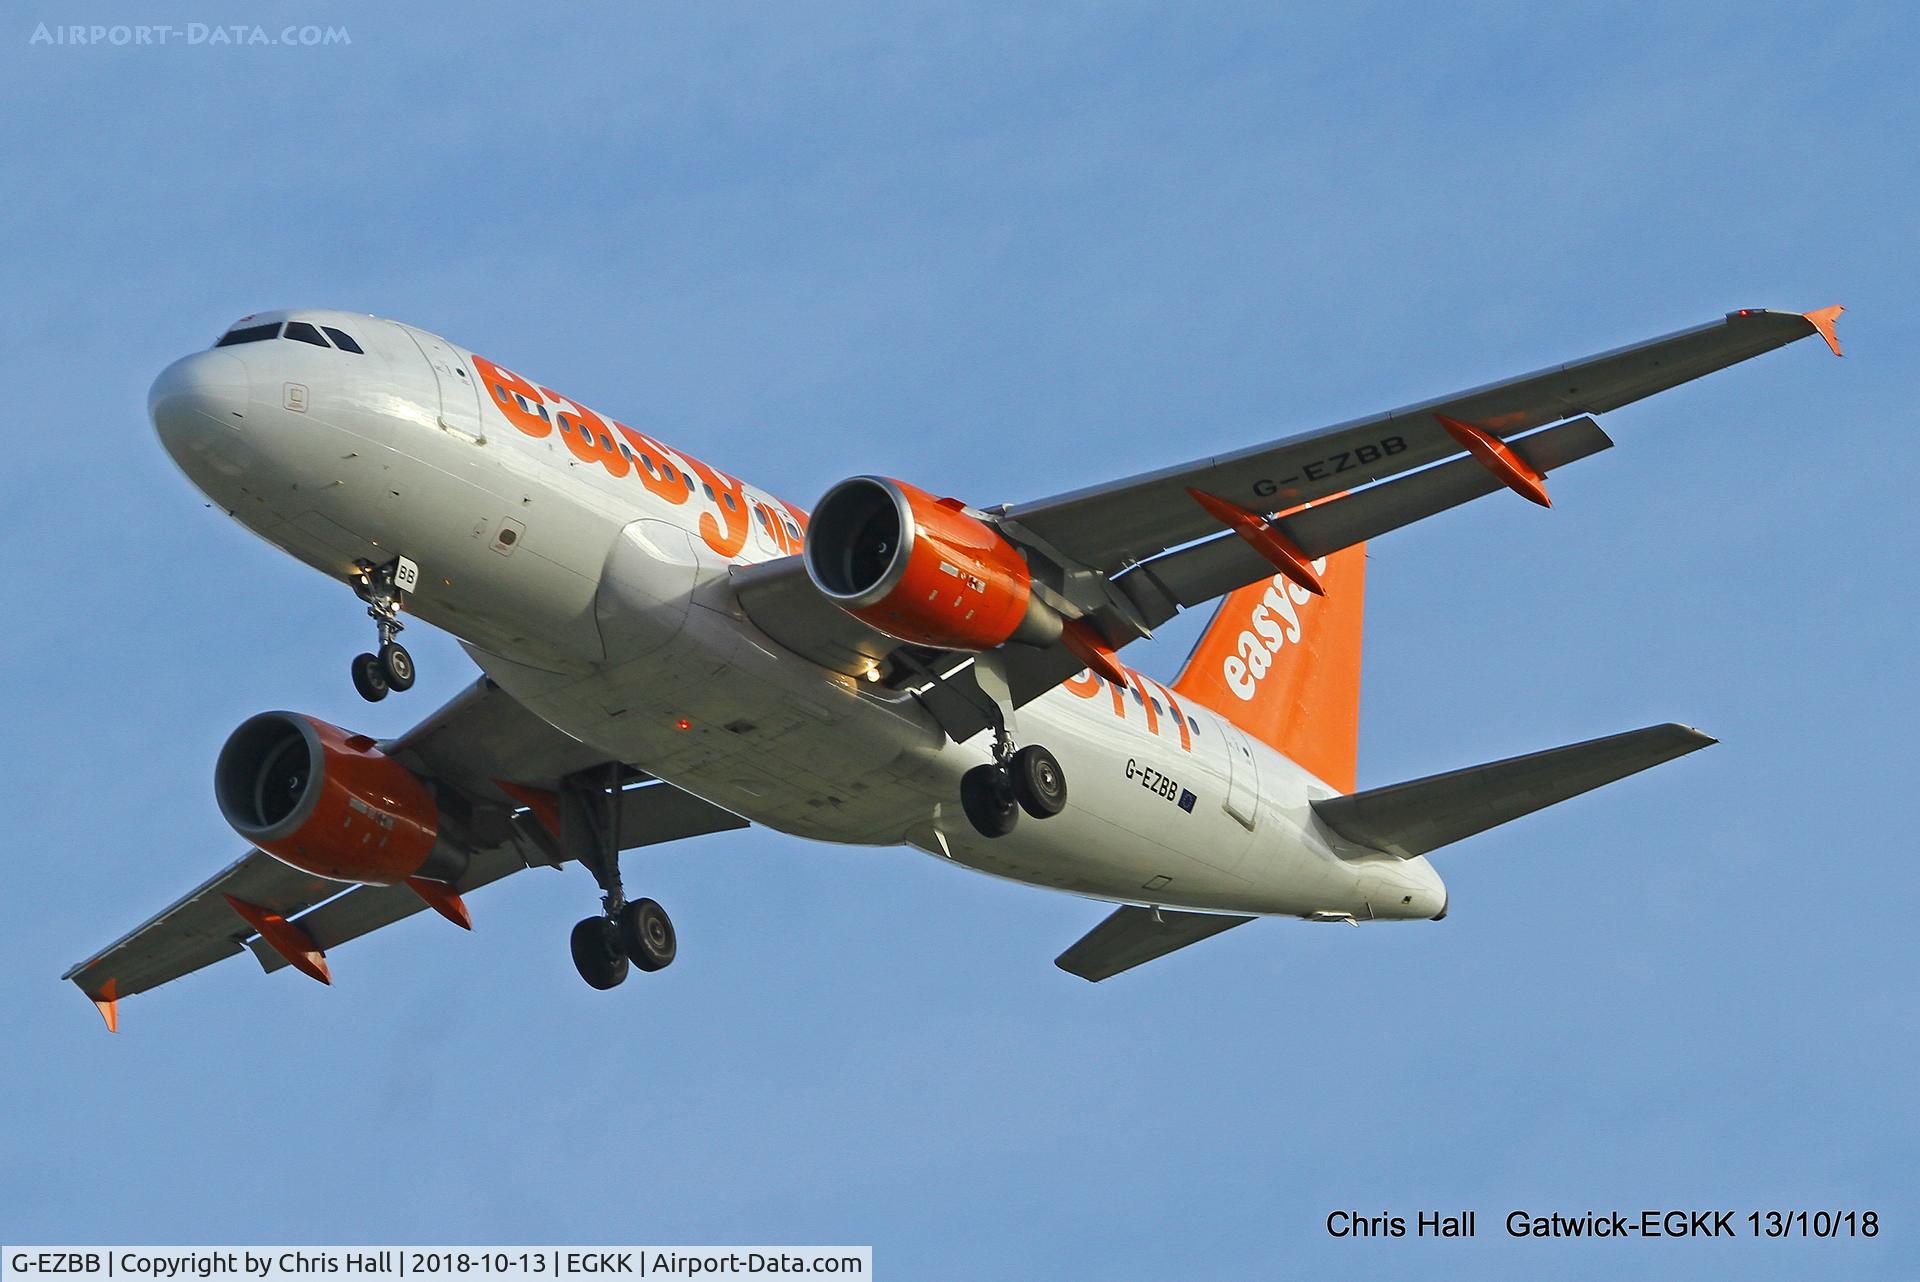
[1009,745,1068,818]
[616,898,677,972]
[351,652,389,702]
[960,764,1020,838]
[569,916,629,989]
[379,641,416,692]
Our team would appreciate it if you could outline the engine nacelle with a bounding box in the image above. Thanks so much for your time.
[215,712,440,885]
[804,476,1061,651]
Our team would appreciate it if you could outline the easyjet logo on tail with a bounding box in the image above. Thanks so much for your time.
[1221,566,1328,701]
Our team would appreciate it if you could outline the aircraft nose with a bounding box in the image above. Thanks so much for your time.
[149,349,250,455]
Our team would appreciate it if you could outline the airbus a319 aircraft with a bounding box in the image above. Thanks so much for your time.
[66,303,1842,1025]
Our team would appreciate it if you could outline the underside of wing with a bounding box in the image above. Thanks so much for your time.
[248,779,748,974]
[1119,416,1611,627]
[730,309,1836,737]
[999,308,1840,573]
[62,851,344,1013]
[66,681,747,1024]
[731,416,1613,738]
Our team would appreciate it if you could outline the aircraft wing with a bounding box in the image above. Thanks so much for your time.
[996,307,1842,573]
[64,679,746,1025]
[245,782,744,975]
[737,413,1609,671]
[734,308,1838,740]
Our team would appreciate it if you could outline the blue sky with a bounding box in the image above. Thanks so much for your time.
[4,4,1913,1278]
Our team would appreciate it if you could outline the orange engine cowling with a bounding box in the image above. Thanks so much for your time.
[215,712,440,885]
[804,476,1061,651]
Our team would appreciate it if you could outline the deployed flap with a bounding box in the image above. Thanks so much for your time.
[737,419,1614,725]
[1122,417,1610,628]
[1311,723,1715,859]
[615,779,751,847]
[62,851,345,1001]
[251,780,749,974]
[1055,905,1254,982]
[66,677,751,1017]
[249,843,529,973]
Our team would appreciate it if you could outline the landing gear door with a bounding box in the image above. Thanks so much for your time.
[405,329,485,443]
[1219,720,1261,831]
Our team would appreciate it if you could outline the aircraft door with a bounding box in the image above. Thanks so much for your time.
[1218,719,1262,831]
[405,329,485,443]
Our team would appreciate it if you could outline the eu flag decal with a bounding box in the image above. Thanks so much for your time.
[1177,789,1197,813]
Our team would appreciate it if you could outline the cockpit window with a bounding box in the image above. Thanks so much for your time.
[284,321,330,348]
[321,326,364,354]
[215,322,282,347]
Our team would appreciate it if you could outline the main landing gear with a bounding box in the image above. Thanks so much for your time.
[959,728,1067,840]
[561,764,678,990]
[570,899,676,990]
[349,556,418,702]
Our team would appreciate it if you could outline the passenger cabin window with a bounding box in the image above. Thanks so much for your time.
[215,322,281,347]
[284,321,330,348]
[322,326,364,354]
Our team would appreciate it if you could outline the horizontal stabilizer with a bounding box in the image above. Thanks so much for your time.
[1311,723,1715,859]
[1056,905,1253,982]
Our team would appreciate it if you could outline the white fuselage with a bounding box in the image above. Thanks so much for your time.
[150,309,1444,923]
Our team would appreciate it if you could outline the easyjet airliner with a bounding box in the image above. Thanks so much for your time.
[66,305,1843,1024]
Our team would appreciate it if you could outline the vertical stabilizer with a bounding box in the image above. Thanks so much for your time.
[1171,545,1366,792]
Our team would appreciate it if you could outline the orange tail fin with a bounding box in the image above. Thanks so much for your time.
[1170,544,1366,793]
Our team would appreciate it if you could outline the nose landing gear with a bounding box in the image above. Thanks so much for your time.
[959,726,1068,839]
[349,556,418,702]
